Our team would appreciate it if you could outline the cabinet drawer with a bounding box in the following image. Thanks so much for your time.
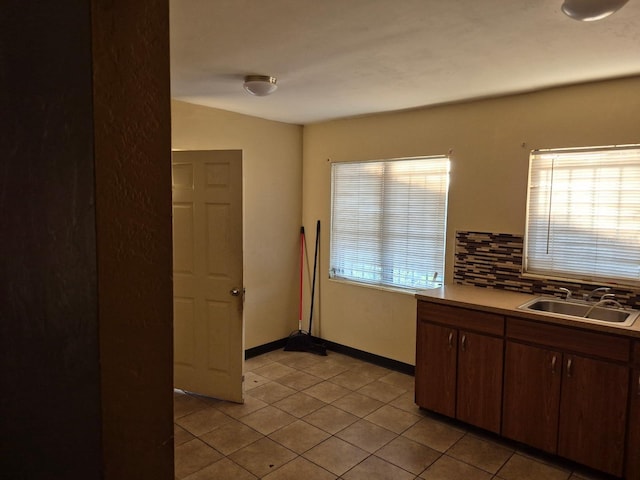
[418,301,504,336]
[506,317,630,363]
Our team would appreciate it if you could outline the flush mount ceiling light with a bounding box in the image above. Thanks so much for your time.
[243,75,278,96]
[561,0,629,21]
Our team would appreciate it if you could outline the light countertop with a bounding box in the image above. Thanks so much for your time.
[415,284,640,339]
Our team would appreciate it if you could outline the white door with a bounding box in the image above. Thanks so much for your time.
[172,150,244,403]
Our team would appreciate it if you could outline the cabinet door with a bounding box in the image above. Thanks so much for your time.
[558,355,628,477]
[456,331,503,433]
[502,342,561,454]
[627,369,640,480]
[415,320,457,417]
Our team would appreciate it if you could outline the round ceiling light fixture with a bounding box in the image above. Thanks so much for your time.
[243,75,278,96]
[561,0,629,21]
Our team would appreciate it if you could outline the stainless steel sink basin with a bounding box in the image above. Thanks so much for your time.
[517,297,639,327]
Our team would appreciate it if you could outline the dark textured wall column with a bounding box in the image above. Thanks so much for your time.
[0,3,102,478]
[0,2,173,478]
[91,1,174,479]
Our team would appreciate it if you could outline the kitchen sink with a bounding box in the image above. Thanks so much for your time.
[517,297,640,327]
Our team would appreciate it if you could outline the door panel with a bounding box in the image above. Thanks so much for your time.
[415,320,457,417]
[456,331,503,434]
[172,150,243,403]
[173,297,196,366]
[627,369,640,480]
[558,355,628,477]
[205,299,235,373]
[172,204,195,272]
[502,342,561,453]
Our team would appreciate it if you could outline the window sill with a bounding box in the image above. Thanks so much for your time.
[328,277,442,295]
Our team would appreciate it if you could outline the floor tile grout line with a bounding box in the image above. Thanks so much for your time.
[177,350,595,480]
[250,355,412,477]
[257,394,425,475]
[270,453,340,479]
[441,432,516,477]
[252,355,416,475]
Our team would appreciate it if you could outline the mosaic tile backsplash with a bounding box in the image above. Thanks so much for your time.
[454,231,640,309]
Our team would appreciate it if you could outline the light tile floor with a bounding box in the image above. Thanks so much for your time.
[174,349,613,480]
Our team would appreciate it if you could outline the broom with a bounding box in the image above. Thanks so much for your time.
[306,221,327,355]
[284,226,311,351]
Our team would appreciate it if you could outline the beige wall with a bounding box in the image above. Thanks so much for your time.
[171,78,640,364]
[303,76,640,364]
[171,100,303,349]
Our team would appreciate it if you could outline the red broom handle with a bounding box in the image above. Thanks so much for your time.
[299,226,305,328]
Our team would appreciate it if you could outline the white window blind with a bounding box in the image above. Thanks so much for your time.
[524,145,640,285]
[330,156,449,290]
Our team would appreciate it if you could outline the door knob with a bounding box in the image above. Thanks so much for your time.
[230,288,240,296]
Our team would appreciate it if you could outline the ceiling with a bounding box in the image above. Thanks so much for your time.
[170,0,640,125]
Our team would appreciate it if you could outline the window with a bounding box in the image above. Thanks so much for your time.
[524,145,640,286]
[330,156,449,290]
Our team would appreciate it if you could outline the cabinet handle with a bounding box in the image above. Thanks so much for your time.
[567,358,572,377]
[461,334,467,352]
[637,373,640,396]
[551,355,557,375]
[447,332,453,349]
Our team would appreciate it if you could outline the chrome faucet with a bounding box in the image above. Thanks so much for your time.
[586,287,611,302]
[558,287,572,300]
[584,298,624,318]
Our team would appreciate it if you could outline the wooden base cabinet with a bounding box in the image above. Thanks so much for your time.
[503,318,629,477]
[627,341,640,480]
[416,301,504,434]
[503,343,628,476]
[416,301,636,479]
[629,371,640,480]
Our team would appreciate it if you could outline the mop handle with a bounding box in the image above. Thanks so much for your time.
[308,220,320,332]
[299,226,305,328]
